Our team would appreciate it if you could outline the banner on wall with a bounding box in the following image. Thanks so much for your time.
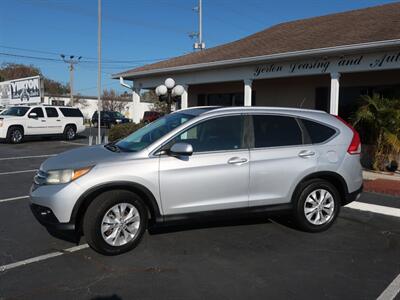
[0,76,42,106]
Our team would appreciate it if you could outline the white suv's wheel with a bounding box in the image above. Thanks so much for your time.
[6,127,24,144]
[294,179,340,232]
[64,125,76,140]
[83,190,147,255]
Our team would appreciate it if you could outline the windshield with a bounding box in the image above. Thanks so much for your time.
[1,107,30,116]
[111,111,124,118]
[116,112,195,152]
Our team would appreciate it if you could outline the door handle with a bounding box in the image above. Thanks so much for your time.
[41,120,46,122]
[298,150,315,158]
[56,120,61,122]
[227,157,248,165]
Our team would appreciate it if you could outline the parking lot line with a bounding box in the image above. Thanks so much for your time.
[0,244,89,272]
[0,169,37,176]
[60,141,87,146]
[0,195,29,203]
[377,273,400,300]
[0,154,56,161]
[346,202,400,218]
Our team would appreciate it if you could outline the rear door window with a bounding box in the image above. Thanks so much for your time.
[45,107,59,118]
[252,115,303,148]
[301,119,336,144]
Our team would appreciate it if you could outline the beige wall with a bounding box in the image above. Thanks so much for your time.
[253,75,329,109]
[186,69,400,109]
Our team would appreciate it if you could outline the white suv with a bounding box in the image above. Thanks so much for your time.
[0,106,85,143]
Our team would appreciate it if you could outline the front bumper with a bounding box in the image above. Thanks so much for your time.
[30,181,83,224]
[30,203,75,231]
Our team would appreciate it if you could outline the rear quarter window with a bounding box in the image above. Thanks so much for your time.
[301,119,336,144]
[59,108,83,118]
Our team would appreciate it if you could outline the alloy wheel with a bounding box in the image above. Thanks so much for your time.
[303,189,335,225]
[101,203,141,246]
[11,129,22,143]
[67,128,75,140]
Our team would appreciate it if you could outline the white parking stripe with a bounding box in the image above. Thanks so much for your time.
[0,244,89,272]
[0,195,29,203]
[0,169,37,176]
[377,274,400,300]
[61,141,87,146]
[346,202,400,218]
[0,154,56,161]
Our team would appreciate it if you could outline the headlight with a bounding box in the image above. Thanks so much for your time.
[45,166,92,184]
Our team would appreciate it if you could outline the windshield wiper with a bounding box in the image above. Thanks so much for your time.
[104,142,121,153]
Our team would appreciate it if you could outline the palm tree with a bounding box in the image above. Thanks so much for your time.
[352,94,400,171]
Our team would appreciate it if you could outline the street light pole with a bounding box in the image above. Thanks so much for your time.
[97,0,102,144]
[60,54,81,107]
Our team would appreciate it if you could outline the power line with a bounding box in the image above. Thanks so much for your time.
[0,45,170,64]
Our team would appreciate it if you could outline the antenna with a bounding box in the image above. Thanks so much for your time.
[191,0,205,50]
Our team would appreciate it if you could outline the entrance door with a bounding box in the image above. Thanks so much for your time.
[159,115,250,215]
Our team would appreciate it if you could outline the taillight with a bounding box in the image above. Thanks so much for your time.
[334,115,361,155]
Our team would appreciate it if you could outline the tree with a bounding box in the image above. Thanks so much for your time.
[0,63,69,95]
[141,89,170,114]
[101,89,128,112]
[352,94,400,171]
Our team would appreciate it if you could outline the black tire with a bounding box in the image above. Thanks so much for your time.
[83,190,148,255]
[293,179,340,233]
[6,126,24,144]
[64,125,76,141]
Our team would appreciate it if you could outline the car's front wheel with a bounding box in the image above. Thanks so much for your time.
[6,126,24,144]
[83,190,148,255]
[293,179,340,232]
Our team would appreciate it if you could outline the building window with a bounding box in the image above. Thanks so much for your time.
[197,92,254,106]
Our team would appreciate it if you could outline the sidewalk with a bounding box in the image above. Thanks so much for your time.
[363,170,400,197]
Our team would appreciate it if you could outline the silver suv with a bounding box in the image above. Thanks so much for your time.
[30,107,363,255]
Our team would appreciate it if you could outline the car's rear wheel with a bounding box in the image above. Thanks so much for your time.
[293,179,340,232]
[64,125,76,140]
[83,190,148,255]
[6,126,24,144]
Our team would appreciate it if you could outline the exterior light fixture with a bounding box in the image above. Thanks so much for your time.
[155,78,185,113]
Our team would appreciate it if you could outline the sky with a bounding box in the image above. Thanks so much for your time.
[0,0,397,96]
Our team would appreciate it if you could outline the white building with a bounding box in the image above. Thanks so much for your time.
[44,94,152,122]
[114,3,400,123]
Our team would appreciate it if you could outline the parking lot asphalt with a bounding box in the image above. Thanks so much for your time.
[0,134,399,300]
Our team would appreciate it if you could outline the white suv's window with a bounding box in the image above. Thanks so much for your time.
[30,107,44,118]
[45,107,59,118]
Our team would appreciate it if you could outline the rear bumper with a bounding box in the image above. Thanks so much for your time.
[30,203,75,231]
[343,184,363,206]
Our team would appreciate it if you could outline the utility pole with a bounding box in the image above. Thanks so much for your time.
[60,55,81,106]
[191,0,205,50]
[97,0,102,144]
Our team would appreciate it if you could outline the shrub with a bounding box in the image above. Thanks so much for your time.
[108,122,145,142]
[352,94,400,171]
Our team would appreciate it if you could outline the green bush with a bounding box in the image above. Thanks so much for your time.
[109,122,145,142]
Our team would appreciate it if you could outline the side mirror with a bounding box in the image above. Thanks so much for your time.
[28,112,38,118]
[169,142,193,156]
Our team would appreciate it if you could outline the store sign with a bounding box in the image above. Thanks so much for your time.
[253,50,400,78]
[0,76,42,106]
